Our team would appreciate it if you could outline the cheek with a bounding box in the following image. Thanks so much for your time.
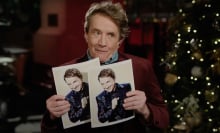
[87,40,97,49]
[110,44,119,51]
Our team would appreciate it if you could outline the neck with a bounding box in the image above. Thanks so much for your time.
[86,50,119,65]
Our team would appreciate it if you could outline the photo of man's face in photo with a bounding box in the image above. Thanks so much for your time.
[99,76,115,92]
[65,76,83,92]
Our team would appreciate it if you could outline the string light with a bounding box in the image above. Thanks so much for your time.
[199,58,204,62]
[161,0,220,131]
[187,26,191,32]
[207,82,211,86]
[192,0,196,4]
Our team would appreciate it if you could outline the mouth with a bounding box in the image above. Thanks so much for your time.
[95,48,108,53]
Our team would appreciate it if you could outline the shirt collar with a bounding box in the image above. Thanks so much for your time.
[86,49,118,65]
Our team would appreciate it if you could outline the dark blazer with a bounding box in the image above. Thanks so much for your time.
[41,52,169,133]
[65,82,90,122]
[96,83,133,123]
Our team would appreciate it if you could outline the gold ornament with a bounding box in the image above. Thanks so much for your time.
[173,121,190,133]
[164,73,178,86]
[192,51,202,60]
[184,112,202,128]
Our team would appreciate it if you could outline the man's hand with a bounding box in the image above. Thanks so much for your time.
[46,95,70,120]
[123,90,150,120]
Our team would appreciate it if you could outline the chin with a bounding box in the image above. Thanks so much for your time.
[99,56,111,62]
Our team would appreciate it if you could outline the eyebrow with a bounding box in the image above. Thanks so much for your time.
[90,28,116,35]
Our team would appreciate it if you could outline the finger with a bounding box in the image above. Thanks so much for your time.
[126,90,137,97]
[49,95,66,102]
[50,103,70,117]
[53,102,70,112]
[52,107,70,118]
[123,101,139,110]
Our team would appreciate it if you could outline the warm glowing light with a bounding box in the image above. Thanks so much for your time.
[206,77,210,80]
[187,28,191,32]
[212,128,218,132]
[207,82,211,86]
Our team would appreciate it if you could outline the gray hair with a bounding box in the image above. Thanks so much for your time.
[84,0,129,39]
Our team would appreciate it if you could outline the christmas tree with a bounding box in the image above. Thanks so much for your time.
[160,0,220,132]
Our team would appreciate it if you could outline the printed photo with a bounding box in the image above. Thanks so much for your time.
[52,58,100,129]
[88,59,135,128]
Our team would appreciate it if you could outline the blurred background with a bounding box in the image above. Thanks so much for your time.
[0,0,219,133]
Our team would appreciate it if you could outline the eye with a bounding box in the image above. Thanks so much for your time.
[92,30,101,36]
[107,33,115,38]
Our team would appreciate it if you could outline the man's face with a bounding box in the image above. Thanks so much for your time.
[65,76,82,92]
[84,14,121,63]
[99,76,115,92]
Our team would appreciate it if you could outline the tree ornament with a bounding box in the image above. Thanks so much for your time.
[212,62,220,75]
[191,66,203,77]
[192,51,202,60]
[184,111,202,129]
[190,38,198,49]
[204,89,218,103]
[211,48,220,61]
[173,121,190,133]
[164,73,178,86]
[212,17,220,31]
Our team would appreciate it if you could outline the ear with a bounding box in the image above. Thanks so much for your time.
[84,33,88,43]
[118,38,124,46]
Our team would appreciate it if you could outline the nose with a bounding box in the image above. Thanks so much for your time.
[98,34,107,46]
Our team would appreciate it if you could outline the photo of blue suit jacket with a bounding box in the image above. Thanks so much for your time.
[65,82,90,122]
[96,83,133,123]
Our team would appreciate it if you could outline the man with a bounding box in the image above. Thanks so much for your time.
[41,1,169,133]
[96,68,133,123]
[64,68,90,123]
